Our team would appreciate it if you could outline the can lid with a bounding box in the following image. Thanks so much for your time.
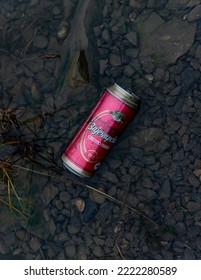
[107,83,141,109]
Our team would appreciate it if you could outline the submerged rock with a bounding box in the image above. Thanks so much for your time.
[137,14,196,65]
[83,200,97,223]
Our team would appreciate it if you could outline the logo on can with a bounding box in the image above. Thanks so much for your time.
[62,83,141,177]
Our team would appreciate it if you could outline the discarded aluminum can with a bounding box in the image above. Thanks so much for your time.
[62,83,141,177]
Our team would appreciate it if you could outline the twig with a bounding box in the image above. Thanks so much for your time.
[116,242,125,260]
[19,28,38,58]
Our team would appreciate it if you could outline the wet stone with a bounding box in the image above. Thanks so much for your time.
[89,188,106,205]
[184,248,196,260]
[143,155,156,165]
[102,29,111,42]
[108,66,123,77]
[130,128,164,152]
[55,200,63,210]
[129,165,141,176]
[77,246,87,260]
[3,232,16,247]
[172,149,184,161]
[125,48,139,58]
[187,225,200,238]
[194,159,201,169]
[160,179,171,199]
[138,14,196,65]
[109,53,122,66]
[15,230,31,242]
[166,0,189,10]
[49,218,56,235]
[93,237,105,246]
[175,222,186,235]
[111,21,127,35]
[98,48,109,59]
[99,59,108,75]
[187,4,201,21]
[60,190,71,203]
[187,0,201,7]
[102,172,118,184]
[109,159,121,169]
[65,244,76,258]
[33,35,49,49]
[130,147,144,160]
[98,201,113,222]
[42,184,59,206]
[29,237,41,252]
[83,200,97,223]
[29,0,40,8]
[186,201,201,211]
[92,245,105,258]
[123,65,135,77]
[158,138,171,153]
[188,174,200,187]
[67,224,81,235]
[0,240,9,254]
[181,68,196,90]
[124,31,138,47]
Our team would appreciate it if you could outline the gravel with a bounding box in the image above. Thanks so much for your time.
[0,0,201,260]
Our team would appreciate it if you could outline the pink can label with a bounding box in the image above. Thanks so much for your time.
[62,89,138,176]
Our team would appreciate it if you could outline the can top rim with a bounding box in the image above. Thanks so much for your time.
[107,83,141,109]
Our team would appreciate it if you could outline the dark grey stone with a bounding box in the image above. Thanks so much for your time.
[98,202,113,223]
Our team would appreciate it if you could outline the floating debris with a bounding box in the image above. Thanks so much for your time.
[67,50,89,88]
[57,24,69,40]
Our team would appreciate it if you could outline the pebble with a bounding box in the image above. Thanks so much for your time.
[33,35,49,49]
[41,184,59,206]
[77,246,87,260]
[98,202,113,222]
[186,201,201,211]
[89,188,106,204]
[83,200,97,223]
[92,245,105,258]
[29,237,41,252]
[29,0,40,8]
[188,173,201,187]
[67,224,81,235]
[1,0,201,261]
[187,4,201,21]
[109,53,122,66]
[59,191,71,202]
[102,171,119,184]
[31,83,43,103]
[65,244,76,258]
[124,31,138,47]
[74,198,85,213]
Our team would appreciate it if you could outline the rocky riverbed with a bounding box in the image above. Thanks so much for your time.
[0,0,201,260]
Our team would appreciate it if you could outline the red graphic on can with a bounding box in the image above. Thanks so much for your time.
[62,84,140,177]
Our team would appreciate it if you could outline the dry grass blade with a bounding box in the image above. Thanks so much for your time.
[0,161,27,217]
[0,197,28,218]
[116,242,125,260]
[0,142,21,148]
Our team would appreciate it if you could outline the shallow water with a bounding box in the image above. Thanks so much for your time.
[0,0,201,260]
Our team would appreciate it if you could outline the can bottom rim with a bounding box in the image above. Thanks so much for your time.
[62,154,93,178]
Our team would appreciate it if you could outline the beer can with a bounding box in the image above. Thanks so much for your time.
[61,83,141,177]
